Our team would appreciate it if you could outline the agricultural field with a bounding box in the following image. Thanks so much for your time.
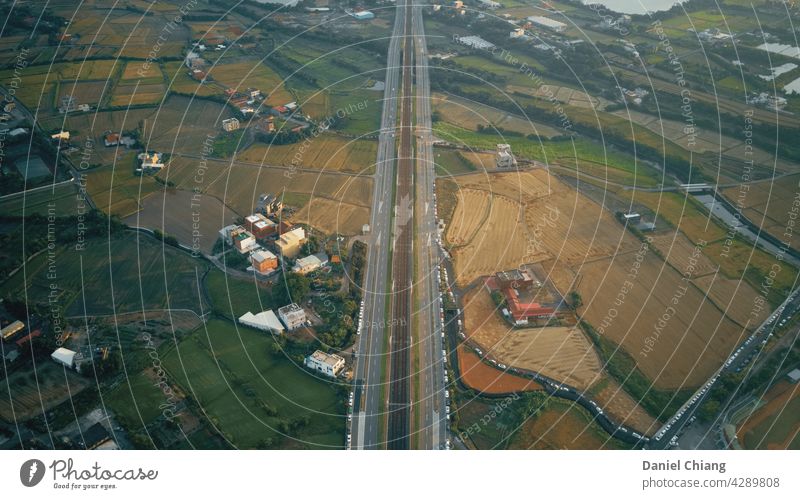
[110,61,167,106]
[737,380,800,450]
[124,190,239,254]
[172,161,373,235]
[237,136,378,174]
[0,182,81,217]
[456,345,543,394]
[160,318,344,449]
[290,196,370,236]
[85,151,161,217]
[207,61,294,106]
[442,169,639,286]
[509,399,631,450]
[433,148,482,176]
[140,95,235,152]
[0,362,91,422]
[0,233,209,317]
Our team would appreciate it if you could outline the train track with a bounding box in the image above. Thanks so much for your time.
[386,0,414,450]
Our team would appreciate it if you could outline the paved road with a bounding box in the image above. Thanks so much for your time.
[410,0,448,450]
[351,1,405,450]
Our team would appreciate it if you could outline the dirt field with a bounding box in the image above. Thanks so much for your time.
[463,288,602,390]
[445,189,491,245]
[110,83,167,106]
[0,362,91,422]
[124,190,239,254]
[456,345,543,394]
[142,95,235,152]
[693,274,769,328]
[509,400,626,449]
[60,80,110,106]
[650,230,717,277]
[737,380,800,450]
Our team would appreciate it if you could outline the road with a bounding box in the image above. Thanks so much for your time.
[351,0,405,450]
[410,0,448,450]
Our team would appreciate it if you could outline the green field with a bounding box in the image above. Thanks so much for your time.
[204,268,279,320]
[0,233,208,316]
[160,318,344,449]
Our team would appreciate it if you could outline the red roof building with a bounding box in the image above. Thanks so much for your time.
[15,329,41,347]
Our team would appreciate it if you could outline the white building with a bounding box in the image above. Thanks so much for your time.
[457,35,496,51]
[239,310,285,334]
[51,347,77,369]
[527,15,567,33]
[137,152,165,171]
[278,303,306,331]
[292,254,328,275]
[477,0,501,8]
[510,27,526,39]
[222,117,240,132]
[496,144,517,168]
[304,350,345,378]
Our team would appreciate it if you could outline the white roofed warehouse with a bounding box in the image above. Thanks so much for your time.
[239,310,285,334]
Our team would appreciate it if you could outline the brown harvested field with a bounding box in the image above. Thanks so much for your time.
[0,362,90,422]
[573,250,747,390]
[110,83,167,106]
[124,190,239,254]
[238,136,378,174]
[722,174,800,252]
[290,196,370,236]
[592,377,659,435]
[509,400,627,449]
[121,61,164,82]
[456,345,543,394]
[59,80,110,106]
[451,194,530,285]
[650,231,717,278]
[433,93,564,138]
[737,381,800,450]
[445,189,491,245]
[693,274,769,328]
[463,287,602,390]
[445,169,639,285]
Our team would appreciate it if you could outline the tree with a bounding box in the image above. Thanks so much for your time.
[569,291,583,309]
[273,272,311,305]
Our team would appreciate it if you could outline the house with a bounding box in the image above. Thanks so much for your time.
[304,350,345,377]
[352,10,375,20]
[7,128,27,138]
[278,303,306,331]
[104,133,120,147]
[1,320,25,342]
[257,193,283,216]
[527,15,567,33]
[245,213,277,239]
[51,347,78,369]
[495,269,534,290]
[218,224,240,245]
[276,227,306,258]
[239,310,285,334]
[496,144,517,168]
[250,249,278,274]
[477,0,501,8]
[292,253,328,275]
[231,227,258,254]
[137,152,165,172]
[14,329,41,347]
[222,117,240,132]
[80,423,115,450]
[510,27,526,39]
[51,130,70,142]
